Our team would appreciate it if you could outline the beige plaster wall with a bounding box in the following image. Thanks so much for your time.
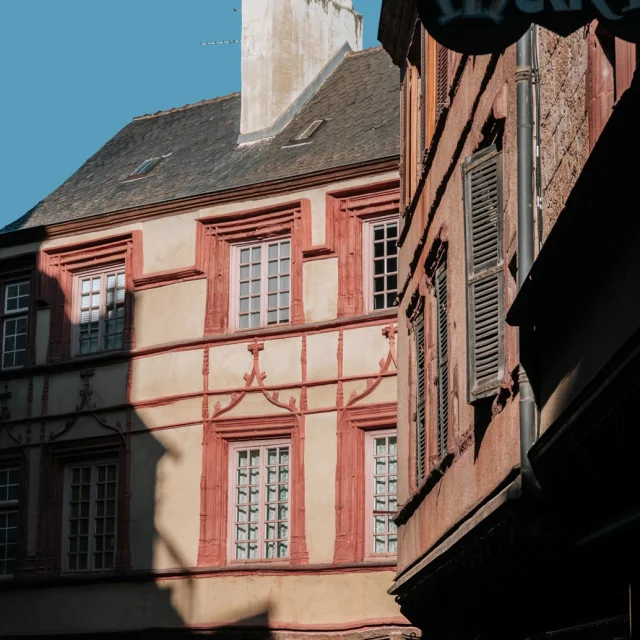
[343,325,391,377]
[306,384,338,410]
[131,349,204,402]
[306,331,339,380]
[0,570,402,635]
[209,343,253,389]
[304,258,338,323]
[141,210,198,273]
[133,398,203,431]
[134,279,207,349]
[304,412,338,564]
[260,337,302,385]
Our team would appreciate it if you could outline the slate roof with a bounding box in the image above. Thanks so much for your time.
[3,47,399,234]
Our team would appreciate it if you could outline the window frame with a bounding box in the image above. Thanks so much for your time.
[226,438,291,564]
[0,465,21,578]
[362,215,400,314]
[61,458,119,574]
[70,263,127,358]
[364,429,398,560]
[228,236,292,332]
[1,279,31,371]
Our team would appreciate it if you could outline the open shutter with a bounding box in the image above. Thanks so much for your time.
[414,309,426,485]
[463,146,505,401]
[435,261,449,459]
[435,44,449,121]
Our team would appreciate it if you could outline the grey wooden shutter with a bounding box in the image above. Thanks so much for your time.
[435,261,449,459]
[436,44,448,121]
[463,146,505,401]
[414,309,426,485]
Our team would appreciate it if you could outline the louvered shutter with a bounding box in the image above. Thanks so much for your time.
[414,310,426,485]
[463,146,505,401]
[435,44,449,121]
[435,261,449,459]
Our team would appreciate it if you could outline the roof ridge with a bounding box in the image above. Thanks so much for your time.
[347,45,384,57]
[133,92,240,121]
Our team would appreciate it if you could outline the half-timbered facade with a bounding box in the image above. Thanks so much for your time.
[0,2,415,638]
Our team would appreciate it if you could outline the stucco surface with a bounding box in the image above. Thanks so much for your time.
[306,384,338,410]
[134,279,207,349]
[151,426,203,570]
[222,389,300,418]
[342,325,390,377]
[306,331,339,380]
[260,337,302,385]
[303,257,338,323]
[134,398,203,431]
[209,343,254,389]
[131,349,204,402]
[0,571,402,634]
[141,210,198,273]
[304,412,338,564]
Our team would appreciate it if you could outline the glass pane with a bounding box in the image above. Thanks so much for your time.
[280,242,290,258]
[240,248,250,263]
[268,244,279,259]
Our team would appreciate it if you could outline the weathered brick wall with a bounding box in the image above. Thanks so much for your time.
[538,27,590,240]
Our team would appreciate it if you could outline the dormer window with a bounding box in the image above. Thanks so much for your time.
[124,156,164,181]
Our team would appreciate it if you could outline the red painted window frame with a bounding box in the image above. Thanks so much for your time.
[35,434,131,576]
[197,201,308,336]
[198,414,308,567]
[38,232,141,363]
[334,402,397,563]
[326,181,401,318]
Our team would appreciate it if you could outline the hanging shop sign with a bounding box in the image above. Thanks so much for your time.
[416,0,640,54]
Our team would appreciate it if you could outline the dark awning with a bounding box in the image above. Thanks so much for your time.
[417,1,640,54]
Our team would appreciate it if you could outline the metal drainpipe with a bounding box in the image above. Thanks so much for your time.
[516,28,541,497]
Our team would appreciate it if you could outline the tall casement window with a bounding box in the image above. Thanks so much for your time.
[228,440,290,562]
[463,146,505,401]
[1,280,30,370]
[73,267,126,356]
[231,239,291,330]
[63,460,118,572]
[363,217,399,312]
[434,261,449,459]
[413,306,427,484]
[0,467,19,576]
[366,430,398,556]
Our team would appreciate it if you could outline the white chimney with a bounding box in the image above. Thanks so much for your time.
[239,0,363,144]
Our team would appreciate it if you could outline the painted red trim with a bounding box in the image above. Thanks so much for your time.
[1,559,398,590]
[0,160,398,247]
[132,267,205,291]
[327,181,400,318]
[334,402,398,564]
[198,201,307,335]
[31,434,131,576]
[0,310,397,381]
[38,232,141,362]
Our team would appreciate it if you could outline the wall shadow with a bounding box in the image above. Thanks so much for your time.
[0,223,274,638]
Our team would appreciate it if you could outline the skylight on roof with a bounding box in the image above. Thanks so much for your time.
[126,157,163,180]
[294,120,324,141]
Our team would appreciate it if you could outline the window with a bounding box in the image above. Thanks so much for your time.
[434,261,449,459]
[366,430,398,556]
[364,217,399,312]
[232,239,291,330]
[74,267,126,355]
[435,43,449,122]
[463,145,505,401]
[126,156,163,180]
[0,467,19,576]
[2,280,29,370]
[229,441,290,562]
[63,461,118,572]
[414,307,426,484]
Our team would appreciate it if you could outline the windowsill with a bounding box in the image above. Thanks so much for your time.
[1,559,397,590]
[395,452,455,527]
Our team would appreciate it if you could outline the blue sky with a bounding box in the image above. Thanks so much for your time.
[0,0,384,228]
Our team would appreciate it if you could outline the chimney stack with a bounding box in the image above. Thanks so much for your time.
[239,0,363,144]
